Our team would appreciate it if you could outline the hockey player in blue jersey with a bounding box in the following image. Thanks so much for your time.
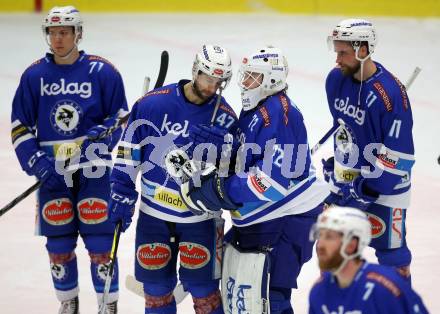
[108,45,237,314]
[180,46,330,314]
[309,206,428,313]
[322,18,415,280]
[11,6,128,314]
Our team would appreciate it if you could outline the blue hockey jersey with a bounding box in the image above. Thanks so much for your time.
[225,91,329,227]
[326,62,415,208]
[111,80,238,223]
[309,262,429,314]
[11,51,128,173]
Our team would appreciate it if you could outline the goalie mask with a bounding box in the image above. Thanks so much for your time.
[328,18,377,62]
[192,45,232,90]
[238,46,288,111]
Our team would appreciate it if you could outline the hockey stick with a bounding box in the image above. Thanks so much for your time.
[98,222,122,314]
[125,275,189,304]
[311,66,422,155]
[0,51,169,218]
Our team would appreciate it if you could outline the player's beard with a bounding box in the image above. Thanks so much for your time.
[340,61,361,77]
[318,249,344,272]
[192,80,213,102]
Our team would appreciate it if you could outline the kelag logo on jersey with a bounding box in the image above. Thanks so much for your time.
[334,97,365,125]
[50,100,83,136]
[40,78,92,99]
[160,113,190,137]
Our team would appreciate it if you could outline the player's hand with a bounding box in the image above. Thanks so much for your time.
[188,124,231,159]
[28,151,66,190]
[339,176,378,210]
[108,183,138,232]
[179,165,238,216]
[82,125,112,156]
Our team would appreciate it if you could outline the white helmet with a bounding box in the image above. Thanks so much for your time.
[328,19,377,61]
[238,46,288,111]
[42,6,83,45]
[313,206,371,260]
[192,45,232,88]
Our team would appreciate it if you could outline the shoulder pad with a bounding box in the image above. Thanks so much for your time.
[392,76,409,111]
[24,58,44,72]
[136,88,172,103]
[366,271,401,297]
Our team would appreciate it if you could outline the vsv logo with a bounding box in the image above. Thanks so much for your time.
[334,97,365,125]
[41,78,92,99]
[160,113,190,137]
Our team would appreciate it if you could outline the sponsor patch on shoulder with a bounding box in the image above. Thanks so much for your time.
[279,94,289,125]
[373,82,392,112]
[88,55,119,72]
[259,106,270,127]
[366,272,401,296]
[393,76,409,111]
[219,104,237,118]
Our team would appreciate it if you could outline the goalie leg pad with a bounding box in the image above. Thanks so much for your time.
[221,243,270,314]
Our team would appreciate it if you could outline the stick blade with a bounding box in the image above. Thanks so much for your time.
[125,275,189,304]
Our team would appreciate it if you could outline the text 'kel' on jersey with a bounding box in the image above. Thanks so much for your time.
[42,6,83,61]
[237,45,289,111]
[190,44,232,103]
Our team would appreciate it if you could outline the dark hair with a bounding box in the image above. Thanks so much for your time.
[352,41,370,54]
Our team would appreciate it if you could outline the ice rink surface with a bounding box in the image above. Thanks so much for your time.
[0,12,439,313]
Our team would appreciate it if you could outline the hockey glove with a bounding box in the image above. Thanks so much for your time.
[188,124,231,159]
[28,151,66,190]
[339,176,378,211]
[108,183,138,232]
[180,165,238,216]
[81,125,113,156]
